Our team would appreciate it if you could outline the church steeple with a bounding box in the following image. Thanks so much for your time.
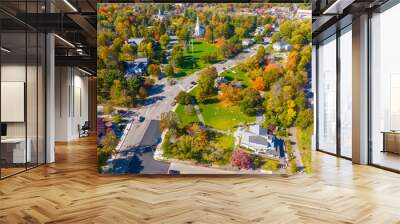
[194,16,201,37]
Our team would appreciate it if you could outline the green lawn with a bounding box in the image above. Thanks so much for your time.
[214,134,235,150]
[211,133,235,165]
[178,40,220,77]
[175,103,199,127]
[220,66,252,88]
[199,97,256,131]
[261,159,280,172]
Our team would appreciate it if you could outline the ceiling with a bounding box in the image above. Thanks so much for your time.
[0,0,97,74]
[312,0,389,43]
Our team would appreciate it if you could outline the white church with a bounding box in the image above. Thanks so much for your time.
[193,16,205,38]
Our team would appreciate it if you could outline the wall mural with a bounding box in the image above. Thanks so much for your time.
[97,3,313,175]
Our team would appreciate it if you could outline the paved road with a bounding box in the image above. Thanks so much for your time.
[103,146,170,174]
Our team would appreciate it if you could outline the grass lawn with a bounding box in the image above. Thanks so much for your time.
[220,66,252,88]
[211,133,235,165]
[175,103,199,127]
[178,40,220,77]
[214,134,235,150]
[261,159,280,172]
[296,125,313,174]
[199,97,256,131]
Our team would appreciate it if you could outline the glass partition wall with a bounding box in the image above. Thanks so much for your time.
[370,3,400,171]
[317,35,337,154]
[339,26,352,159]
[316,25,353,159]
[0,2,46,179]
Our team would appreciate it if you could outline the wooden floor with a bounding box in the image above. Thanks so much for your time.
[1,136,400,224]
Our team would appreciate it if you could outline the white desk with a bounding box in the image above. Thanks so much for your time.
[1,138,31,163]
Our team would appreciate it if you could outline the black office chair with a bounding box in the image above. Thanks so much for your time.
[79,121,90,138]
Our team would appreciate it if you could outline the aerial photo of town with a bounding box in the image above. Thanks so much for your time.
[97,3,313,175]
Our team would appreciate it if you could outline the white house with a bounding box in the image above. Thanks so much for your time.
[234,124,276,154]
[215,76,228,88]
[155,9,166,21]
[273,41,291,51]
[254,26,265,36]
[242,39,254,48]
[124,57,148,78]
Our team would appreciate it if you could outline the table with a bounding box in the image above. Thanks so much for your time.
[1,138,31,164]
[381,131,400,155]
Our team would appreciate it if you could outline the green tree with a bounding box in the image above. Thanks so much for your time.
[147,64,161,77]
[255,46,266,63]
[240,88,262,116]
[164,63,175,78]
[126,77,143,105]
[110,80,129,107]
[235,27,246,39]
[97,131,118,168]
[197,66,218,102]
[119,43,136,61]
[204,27,214,43]
[160,111,180,131]
[295,108,313,129]
[176,24,190,44]
[254,34,263,43]
[112,114,122,123]
[171,43,185,67]
[97,69,125,101]
[176,91,194,105]
[159,33,170,49]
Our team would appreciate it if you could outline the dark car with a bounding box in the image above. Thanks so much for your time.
[168,170,180,175]
[190,81,197,85]
[138,116,145,122]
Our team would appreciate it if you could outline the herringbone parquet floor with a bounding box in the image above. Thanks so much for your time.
[1,136,400,224]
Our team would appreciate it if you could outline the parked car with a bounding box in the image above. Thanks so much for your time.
[168,170,180,175]
[117,109,127,114]
[139,116,145,122]
[190,81,197,85]
[171,101,176,106]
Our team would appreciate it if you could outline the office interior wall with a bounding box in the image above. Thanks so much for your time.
[55,67,89,141]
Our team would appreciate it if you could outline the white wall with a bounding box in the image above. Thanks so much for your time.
[54,66,89,141]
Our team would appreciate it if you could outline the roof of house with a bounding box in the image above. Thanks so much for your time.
[249,135,269,146]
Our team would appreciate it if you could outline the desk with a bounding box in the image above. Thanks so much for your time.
[1,138,31,164]
[381,131,400,155]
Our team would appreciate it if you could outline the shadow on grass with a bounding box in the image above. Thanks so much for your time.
[202,97,219,104]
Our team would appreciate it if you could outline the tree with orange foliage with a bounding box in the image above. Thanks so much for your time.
[215,37,225,48]
[188,123,208,150]
[253,77,265,91]
[286,50,299,71]
[263,64,282,90]
[218,83,241,106]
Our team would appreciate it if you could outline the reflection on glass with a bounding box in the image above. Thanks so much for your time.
[1,31,27,177]
[340,27,352,158]
[27,32,38,168]
[318,35,337,154]
[371,3,400,171]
